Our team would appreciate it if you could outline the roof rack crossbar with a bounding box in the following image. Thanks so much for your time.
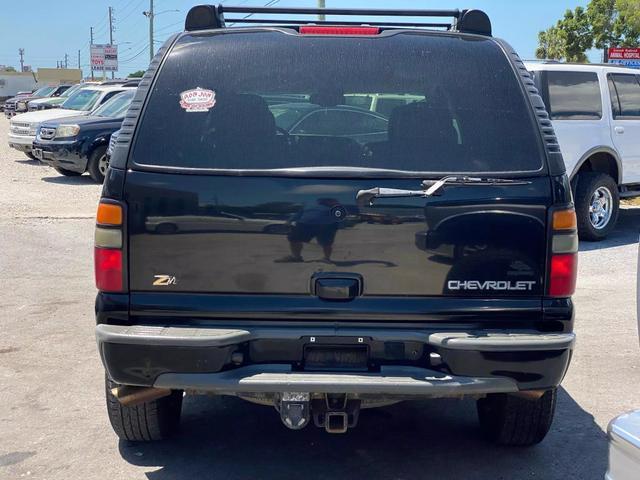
[226,18,453,29]
[185,5,492,36]
[221,6,462,18]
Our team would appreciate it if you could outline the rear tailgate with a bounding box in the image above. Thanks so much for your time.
[123,29,551,322]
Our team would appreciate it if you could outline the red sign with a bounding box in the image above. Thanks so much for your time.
[609,48,640,60]
[608,48,640,68]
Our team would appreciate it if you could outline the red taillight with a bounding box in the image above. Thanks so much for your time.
[300,26,380,35]
[95,200,125,292]
[95,247,123,292]
[549,253,577,297]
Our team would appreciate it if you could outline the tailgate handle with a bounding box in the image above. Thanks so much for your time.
[311,273,363,301]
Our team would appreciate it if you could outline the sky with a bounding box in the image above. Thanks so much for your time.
[0,0,600,77]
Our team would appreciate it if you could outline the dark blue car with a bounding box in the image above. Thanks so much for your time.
[32,90,134,183]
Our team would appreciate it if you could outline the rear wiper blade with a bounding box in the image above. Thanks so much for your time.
[421,175,531,196]
[356,176,531,205]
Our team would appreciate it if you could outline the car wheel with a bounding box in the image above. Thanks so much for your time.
[105,375,183,442]
[88,146,109,183]
[54,167,82,176]
[26,152,39,161]
[477,388,557,446]
[574,172,619,241]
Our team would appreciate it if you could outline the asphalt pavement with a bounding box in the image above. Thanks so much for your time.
[0,116,638,480]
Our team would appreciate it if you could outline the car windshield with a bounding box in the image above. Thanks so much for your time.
[92,91,134,117]
[61,89,102,111]
[33,86,56,97]
[132,31,544,174]
[60,83,84,98]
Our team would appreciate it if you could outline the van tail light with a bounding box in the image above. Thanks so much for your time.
[548,208,578,297]
[300,26,380,35]
[95,201,125,293]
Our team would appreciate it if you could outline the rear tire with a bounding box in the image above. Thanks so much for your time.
[105,376,183,441]
[54,167,82,176]
[477,388,557,446]
[87,146,108,183]
[574,172,619,241]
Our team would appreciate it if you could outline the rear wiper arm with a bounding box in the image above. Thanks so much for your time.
[356,176,531,205]
[421,175,531,195]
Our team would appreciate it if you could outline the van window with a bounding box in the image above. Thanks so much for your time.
[131,31,544,174]
[608,74,640,119]
[546,71,602,120]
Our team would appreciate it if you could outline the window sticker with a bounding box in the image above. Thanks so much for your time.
[179,88,216,112]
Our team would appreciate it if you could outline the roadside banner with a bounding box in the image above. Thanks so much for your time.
[90,44,118,72]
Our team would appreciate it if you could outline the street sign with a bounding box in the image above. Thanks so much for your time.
[91,44,118,72]
[608,48,640,69]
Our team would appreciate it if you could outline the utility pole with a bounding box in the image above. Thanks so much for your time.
[78,49,81,69]
[317,0,325,21]
[18,48,25,72]
[143,0,155,63]
[90,27,94,80]
[64,53,68,69]
[109,6,115,79]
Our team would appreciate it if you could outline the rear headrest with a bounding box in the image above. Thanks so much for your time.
[389,102,457,145]
[209,93,276,140]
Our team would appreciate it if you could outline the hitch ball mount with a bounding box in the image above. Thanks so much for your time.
[278,392,361,433]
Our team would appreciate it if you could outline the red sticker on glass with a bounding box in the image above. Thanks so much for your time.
[179,87,216,112]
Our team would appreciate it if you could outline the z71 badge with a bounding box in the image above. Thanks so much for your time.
[153,275,177,286]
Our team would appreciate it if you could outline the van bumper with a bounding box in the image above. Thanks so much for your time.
[97,324,574,395]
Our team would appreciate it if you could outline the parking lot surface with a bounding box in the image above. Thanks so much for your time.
[0,115,638,479]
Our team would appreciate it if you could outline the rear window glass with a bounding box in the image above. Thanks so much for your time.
[546,71,602,120]
[131,31,544,174]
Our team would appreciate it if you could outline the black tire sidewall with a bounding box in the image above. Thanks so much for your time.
[88,145,108,183]
[574,172,619,241]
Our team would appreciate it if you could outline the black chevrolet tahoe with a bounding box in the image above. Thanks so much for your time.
[95,5,578,446]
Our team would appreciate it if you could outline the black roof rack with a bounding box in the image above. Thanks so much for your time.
[184,5,492,36]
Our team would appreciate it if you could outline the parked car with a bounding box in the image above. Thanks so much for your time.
[96,5,577,445]
[4,86,54,118]
[605,239,640,479]
[106,128,119,163]
[344,93,425,117]
[13,84,71,114]
[526,62,640,240]
[270,103,389,144]
[28,82,97,111]
[32,90,134,182]
[8,85,134,159]
[1,90,32,113]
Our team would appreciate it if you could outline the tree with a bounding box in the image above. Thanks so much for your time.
[615,0,640,46]
[557,7,593,62]
[536,0,640,64]
[128,70,145,78]
[3,66,17,72]
[535,8,592,62]
[587,0,640,60]
[536,27,566,60]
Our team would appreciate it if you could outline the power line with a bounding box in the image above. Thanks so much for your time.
[119,44,150,63]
